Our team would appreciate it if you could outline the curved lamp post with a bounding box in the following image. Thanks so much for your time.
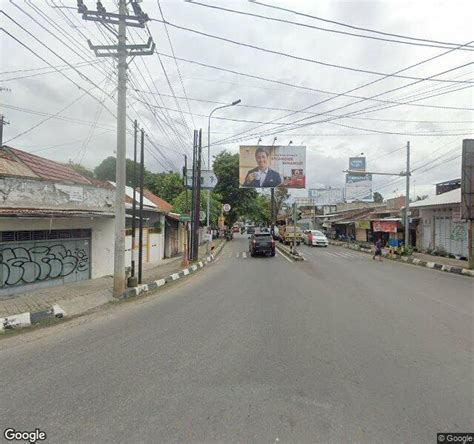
[206,99,241,251]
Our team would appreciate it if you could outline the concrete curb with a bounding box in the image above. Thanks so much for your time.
[275,243,305,261]
[1,242,226,333]
[328,240,474,278]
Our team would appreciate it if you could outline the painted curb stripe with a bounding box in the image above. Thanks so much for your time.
[2,242,227,329]
[328,241,473,277]
[148,281,158,290]
[30,310,53,323]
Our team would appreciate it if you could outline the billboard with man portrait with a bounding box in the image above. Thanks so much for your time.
[239,145,306,188]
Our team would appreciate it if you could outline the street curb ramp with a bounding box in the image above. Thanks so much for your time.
[1,241,227,333]
[329,240,474,278]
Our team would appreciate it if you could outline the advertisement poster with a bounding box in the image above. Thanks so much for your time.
[239,145,306,188]
[345,173,373,202]
[372,220,398,233]
[349,157,366,171]
[308,188,343,206]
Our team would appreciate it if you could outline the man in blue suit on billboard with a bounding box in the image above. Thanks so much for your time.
[243,147,282,188]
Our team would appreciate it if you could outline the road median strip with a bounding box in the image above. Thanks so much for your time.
[275,243,305,261]
[329,240,474,278]
[1,241,226,333]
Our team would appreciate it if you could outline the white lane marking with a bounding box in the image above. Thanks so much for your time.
[278,250,294,263]
[243,252,247,258]
[236,252,240,258]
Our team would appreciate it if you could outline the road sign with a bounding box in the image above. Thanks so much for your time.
[185,169,217,189]
[179,215,191,222]
[223,203,231,213]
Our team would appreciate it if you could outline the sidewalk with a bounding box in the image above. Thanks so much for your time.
[329,240,474,277]
[1,240,222,321]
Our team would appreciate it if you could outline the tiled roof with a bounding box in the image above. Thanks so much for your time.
[1,146,91,185]
[142,188,173,213]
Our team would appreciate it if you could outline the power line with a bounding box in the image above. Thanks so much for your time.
[215,63,473,146]
[250,1,474,50]
[150,18,474,84]
[1,17,118,118]
[0,60,104,81]
[133,88,474,125]
[152,51,473,112]
[187,1,474,52]
[212,35,474,146]
[4,80,108,144]
[0,103,115,130]
[157,0,196,129]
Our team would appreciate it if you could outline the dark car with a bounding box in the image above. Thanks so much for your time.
[249,233,275,257]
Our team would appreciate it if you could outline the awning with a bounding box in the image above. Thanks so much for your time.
[0,208,114,218]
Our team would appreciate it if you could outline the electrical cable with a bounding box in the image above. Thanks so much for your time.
[149,18,474,84]
[157,0,196,129]
[187,1,474,52]
[251,1,474,51]
[152,51,474,112]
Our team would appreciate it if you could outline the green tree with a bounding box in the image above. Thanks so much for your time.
[213,151,258,225]
[147,172,185,203]
[94,156,155,188]
[244,193,271,224]
[373,191,384,203]
[69,163,94,179]
[274,186,290,218]
[171,191,222,224]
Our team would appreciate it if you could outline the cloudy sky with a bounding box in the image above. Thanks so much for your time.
[1,0,473,200]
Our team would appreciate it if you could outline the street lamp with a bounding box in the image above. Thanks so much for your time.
[207,99,241,252]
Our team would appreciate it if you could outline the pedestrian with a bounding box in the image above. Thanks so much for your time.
[373,238,383,261]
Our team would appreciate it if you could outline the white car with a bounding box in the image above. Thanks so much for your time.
[303,230,328,247]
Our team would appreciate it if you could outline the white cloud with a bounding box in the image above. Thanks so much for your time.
[1,0,472,198]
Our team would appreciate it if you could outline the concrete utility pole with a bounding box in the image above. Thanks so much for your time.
[404,141,411,248]
[78,0,154,297]
[129,120,138,286]
[207,99,241,253]
[344,143,412,249]
[0,115,10,146]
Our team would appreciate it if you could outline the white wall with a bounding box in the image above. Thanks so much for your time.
[0,217,114,278]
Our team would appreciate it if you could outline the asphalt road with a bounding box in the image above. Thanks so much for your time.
[1,234,472,443]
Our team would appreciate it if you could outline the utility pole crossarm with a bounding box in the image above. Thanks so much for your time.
[344,170,409,177]
[77,0,154,298]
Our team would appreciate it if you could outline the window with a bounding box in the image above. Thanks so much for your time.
[0,229,91,243]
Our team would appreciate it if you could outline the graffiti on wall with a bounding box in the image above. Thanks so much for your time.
[450,224,467,242]
[0,244,89,287]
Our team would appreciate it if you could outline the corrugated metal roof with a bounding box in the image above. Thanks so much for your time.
[409,188,461,208]
[0,208,114,217]
[1,146,92,185]
[8,147,92,184]
[0,150,38,178]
